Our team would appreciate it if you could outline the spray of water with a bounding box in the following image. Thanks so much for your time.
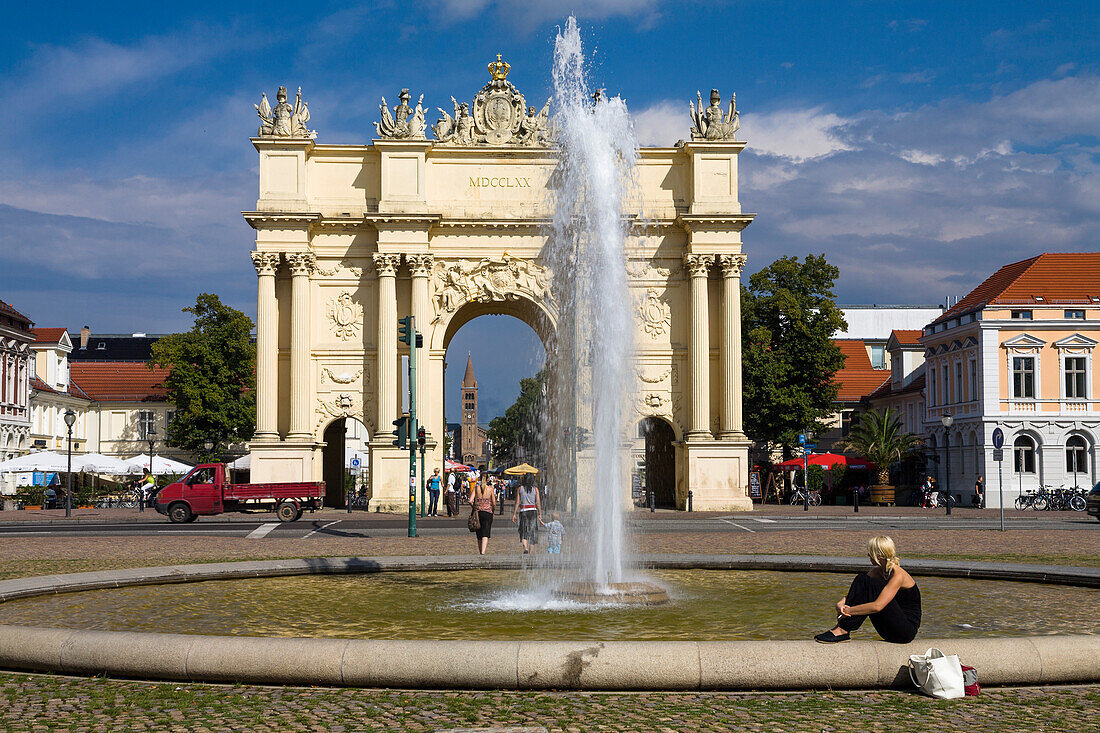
[546,17,639,586]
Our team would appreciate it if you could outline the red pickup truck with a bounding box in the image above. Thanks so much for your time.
[155,463,325,523]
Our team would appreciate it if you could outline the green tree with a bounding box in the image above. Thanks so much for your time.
[837,408,924,487]
[742,254,847,452]
[487,370,546,464]
[149,293,256,457]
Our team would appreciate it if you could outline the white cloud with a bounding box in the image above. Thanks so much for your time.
[631,101,682,146]
[743,108,853,162]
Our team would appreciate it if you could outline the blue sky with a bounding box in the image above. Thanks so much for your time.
[1,1,1098,419]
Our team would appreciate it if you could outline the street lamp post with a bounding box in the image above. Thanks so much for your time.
[941,414,953,516]
[203,440,214,463]
[144,425,157,513]
[63,409,76,518]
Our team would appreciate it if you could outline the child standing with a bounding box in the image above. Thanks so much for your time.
[543,511,565,554]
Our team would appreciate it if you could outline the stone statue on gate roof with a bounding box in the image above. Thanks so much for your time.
[375,89,427,139]
[255,86,316,139]
[690,89,740,141]
[433,54,551,146]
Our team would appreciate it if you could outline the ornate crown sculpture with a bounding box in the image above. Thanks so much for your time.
[488,53,511,81]
[433,54,550,146]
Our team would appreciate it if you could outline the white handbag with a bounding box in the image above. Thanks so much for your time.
[908,648,965,699]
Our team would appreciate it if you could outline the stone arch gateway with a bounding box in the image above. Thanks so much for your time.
[245,63,755,511]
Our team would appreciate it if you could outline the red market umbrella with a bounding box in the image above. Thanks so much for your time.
[445,459,473,472]
[774,453,876,471]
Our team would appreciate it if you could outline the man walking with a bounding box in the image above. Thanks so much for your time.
[427,467,442,517]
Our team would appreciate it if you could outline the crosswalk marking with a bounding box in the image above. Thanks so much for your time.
[245,523,279,539]
[750,517,777,523]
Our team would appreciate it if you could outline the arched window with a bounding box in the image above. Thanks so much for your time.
[1014,435,1037,474]
[1066,436,1089,474]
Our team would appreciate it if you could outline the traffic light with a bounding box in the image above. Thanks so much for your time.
[417,426,426,448]
[397,316,413,346]
[392,415,408,449]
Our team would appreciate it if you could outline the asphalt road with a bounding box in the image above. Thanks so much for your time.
[0,512,1094,539]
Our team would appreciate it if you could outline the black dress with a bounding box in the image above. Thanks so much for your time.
[837,572,921,643]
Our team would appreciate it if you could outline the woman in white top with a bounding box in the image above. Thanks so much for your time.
[511,473,542,554]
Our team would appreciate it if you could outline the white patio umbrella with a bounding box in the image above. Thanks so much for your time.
[0,451,70,473]
[227,454,250,470]
[123,454,194,476]
[73,453,132,475]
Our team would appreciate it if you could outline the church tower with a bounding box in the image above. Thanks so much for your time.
[460,354,480,464]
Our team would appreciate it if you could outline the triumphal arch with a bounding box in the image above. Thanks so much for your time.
[245,62,755,511]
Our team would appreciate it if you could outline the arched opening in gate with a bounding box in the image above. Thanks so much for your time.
[639,417,676,508]
[322,417,370,508]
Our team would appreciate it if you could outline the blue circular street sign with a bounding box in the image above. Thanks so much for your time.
[351,457,361,468]
[991,428,1004,450]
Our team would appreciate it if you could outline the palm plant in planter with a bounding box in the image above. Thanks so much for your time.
[837,408,923,504]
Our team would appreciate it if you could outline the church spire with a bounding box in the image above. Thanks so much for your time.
[462,352,478,389]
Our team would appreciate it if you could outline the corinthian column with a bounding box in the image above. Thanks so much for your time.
[717,254,747,439]
[406,253,434,437]
[285,251,315,440]
[374,253,402,436]
[684,254,714,440]
[251,251,282,441]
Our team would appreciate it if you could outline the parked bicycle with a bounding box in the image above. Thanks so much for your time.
[919,488,956,508]
[789,487,822,507]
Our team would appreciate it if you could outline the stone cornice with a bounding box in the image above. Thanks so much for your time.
[363,214,443,229]
[250,137,315,153]
[242,212,323,230]
[675,213,756,233]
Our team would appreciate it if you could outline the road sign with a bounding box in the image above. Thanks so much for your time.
[992,448,1003,462]
[992,427,1004,450]
[351,457,360,468]
[805,443,817,452]
[798,434,806,445]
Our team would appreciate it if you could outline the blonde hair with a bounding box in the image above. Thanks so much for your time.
[867,535,900,575]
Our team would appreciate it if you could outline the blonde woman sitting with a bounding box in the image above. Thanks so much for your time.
[815,535,922,644]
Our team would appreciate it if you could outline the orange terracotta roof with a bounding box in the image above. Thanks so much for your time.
[890,329,923,346]
[934,253,1100,324]
[833,340,891,402]
[867,371,925,401]
[29,376,92,402]
[31,327,68,344]
[0,300,33,330]
[68,362,169,402]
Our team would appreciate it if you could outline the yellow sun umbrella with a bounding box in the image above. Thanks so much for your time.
[503,462,540,475]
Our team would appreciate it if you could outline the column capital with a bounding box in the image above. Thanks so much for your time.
[285,251,316,275]
[683,253,714,278]
[250,251,281,275]
[405,253,435,277]
[373,252,402,277]
[716,253,747,278]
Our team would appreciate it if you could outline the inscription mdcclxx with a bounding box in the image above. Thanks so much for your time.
[468,176,533,188]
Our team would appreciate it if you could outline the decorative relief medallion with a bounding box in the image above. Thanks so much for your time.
[634,391,672,417]
[314,260,364,278]
[717,254,747,278]
[320,366,365,386]
[326,292,363,341]
[433,54,550,146]
[315,393,363,431]
[641,289,672,339]
[250,251,280,275]
[431,253,551,322]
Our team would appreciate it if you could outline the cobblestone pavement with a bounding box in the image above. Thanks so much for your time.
[0,674,1096,732]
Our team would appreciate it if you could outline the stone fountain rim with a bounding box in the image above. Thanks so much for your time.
[0,554,1096,690]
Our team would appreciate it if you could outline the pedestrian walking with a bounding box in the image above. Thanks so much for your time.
[469,475,496,555]
[974,476,984,508]
[445,471,457,516]
[427,468,442,516]
[512,473,542,554]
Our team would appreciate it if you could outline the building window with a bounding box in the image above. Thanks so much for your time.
[869,345,886,370]
[1065,356,1087,399]
[1011,310,1032,320]
[954,361,963,403]
[1066,436,1088,474]
[1012,357,1035,398]
[1065,309,1085,320]
[941,364,948,404]
[137,411,155,439]
[968,359,978,401]
[1013,435,1037,474]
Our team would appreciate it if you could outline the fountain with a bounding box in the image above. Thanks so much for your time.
[543,17,668,605]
